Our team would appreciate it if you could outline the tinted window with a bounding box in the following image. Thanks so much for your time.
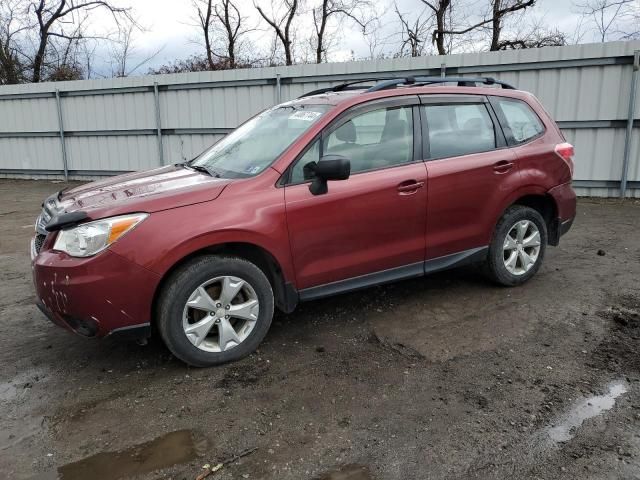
[289,106,414,182]
[494,98,544,143]
[423,103,496,158]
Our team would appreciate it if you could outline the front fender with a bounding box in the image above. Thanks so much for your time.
[109,188,296,286]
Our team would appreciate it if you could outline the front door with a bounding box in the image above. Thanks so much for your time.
[283,100,428,292]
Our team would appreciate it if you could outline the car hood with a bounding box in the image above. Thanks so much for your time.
[57,165,232,218]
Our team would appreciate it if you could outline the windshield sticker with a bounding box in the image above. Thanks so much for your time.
[289,110,322,121]
[244,165,262,174]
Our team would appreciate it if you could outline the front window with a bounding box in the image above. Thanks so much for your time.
[289,105,414,183]
[190,103,330,178]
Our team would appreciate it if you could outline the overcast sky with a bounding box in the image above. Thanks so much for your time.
[83,0,630,77]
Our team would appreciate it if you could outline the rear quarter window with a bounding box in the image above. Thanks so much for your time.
[492,97,545,144]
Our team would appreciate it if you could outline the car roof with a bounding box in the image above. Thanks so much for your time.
[289,85,535,109]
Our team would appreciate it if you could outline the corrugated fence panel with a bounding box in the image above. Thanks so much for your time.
[0,137,62,170]
[65,135,159,172]
[563,128,633,180]
[160,85,276,129]
[0,97,58,132]
[62,92,156,131]
[0,40,638,196]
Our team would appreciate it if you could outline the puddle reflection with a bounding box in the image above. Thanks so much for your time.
[42,429,207,480]
[547,380,628,443]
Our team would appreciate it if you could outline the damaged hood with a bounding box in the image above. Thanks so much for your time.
[57,165,232,218]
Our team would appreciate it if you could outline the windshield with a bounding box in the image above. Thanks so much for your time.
[190,103,331,178]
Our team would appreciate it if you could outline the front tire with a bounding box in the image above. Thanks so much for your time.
[486,205,547,286]
[157,255,274,367]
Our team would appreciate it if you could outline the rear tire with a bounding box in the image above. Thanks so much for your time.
[486,205,547,286]
[157,255,274,367]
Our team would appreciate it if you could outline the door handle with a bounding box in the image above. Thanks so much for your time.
[493,160,514,173]
[397,181,425,194]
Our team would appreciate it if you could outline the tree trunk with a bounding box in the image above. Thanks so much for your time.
[284,40,293,65]
[490,0,502,51]
[435,11,446,55]
[32,34,48,83]
[203,0,215,69]
[228,38,235,68]
[316,30,324,63]
[315,1,328,64]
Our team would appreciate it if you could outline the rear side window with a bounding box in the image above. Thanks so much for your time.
[423,103,496,158]
[492,97,544,144]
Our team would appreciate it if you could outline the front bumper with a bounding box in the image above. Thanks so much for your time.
[33,247,161,338]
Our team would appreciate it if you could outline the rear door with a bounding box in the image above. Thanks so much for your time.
[420,95,521,260]
[283,97,428,292]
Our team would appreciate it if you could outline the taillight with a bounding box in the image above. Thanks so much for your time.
[555,142,574,176]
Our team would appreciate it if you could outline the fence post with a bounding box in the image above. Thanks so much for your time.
[621,50,639,198]
[153,82,164,165]
[276,73,282,104]
[54,89,68,181]
[440,63,446,78]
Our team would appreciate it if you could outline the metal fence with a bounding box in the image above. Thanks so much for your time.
[0,40,639,197]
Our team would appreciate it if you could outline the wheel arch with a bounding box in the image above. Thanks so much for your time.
[511,193,558,236]
[492,187,559,246]
[151,242,298,330]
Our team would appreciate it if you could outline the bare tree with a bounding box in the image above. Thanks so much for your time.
[29,0,134,83]
[395,2,433,57]
[487,0,536,50]
[420,0,451,55]
[255,0,299,65]
[195,0,252,69]
[215,0,250,68]
[110,22,163,77]
[575,0,639,41]
[421,0,537,54]
[311,0,371,63]
[0,1,30,84]
[196,0,216,68]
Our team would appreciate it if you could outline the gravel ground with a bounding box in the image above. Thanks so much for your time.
[0,179,639,480]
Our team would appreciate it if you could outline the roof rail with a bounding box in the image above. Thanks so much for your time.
[366,76,516,92]
[298,75,516,98]
[298,78,392,98]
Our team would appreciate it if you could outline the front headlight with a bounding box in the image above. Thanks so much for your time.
[53,213,148,257]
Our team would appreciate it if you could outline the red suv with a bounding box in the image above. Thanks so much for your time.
[32,76,576,366]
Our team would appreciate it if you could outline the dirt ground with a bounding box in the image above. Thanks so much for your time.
[1,178,639,480]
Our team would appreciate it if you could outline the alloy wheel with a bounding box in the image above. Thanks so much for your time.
[182,276,260,352]
[502,220,541,276]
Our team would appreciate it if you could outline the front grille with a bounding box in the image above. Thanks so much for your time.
[34,234,46,254]
[35,193,62,235]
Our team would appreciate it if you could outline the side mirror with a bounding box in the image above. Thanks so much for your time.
[308,155,351,195]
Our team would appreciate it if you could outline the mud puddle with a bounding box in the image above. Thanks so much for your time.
[38,430,207,480]
[315,464,372,479]
[546,380,628,443]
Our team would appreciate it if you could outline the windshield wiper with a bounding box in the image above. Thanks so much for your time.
[185,164,221,177]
